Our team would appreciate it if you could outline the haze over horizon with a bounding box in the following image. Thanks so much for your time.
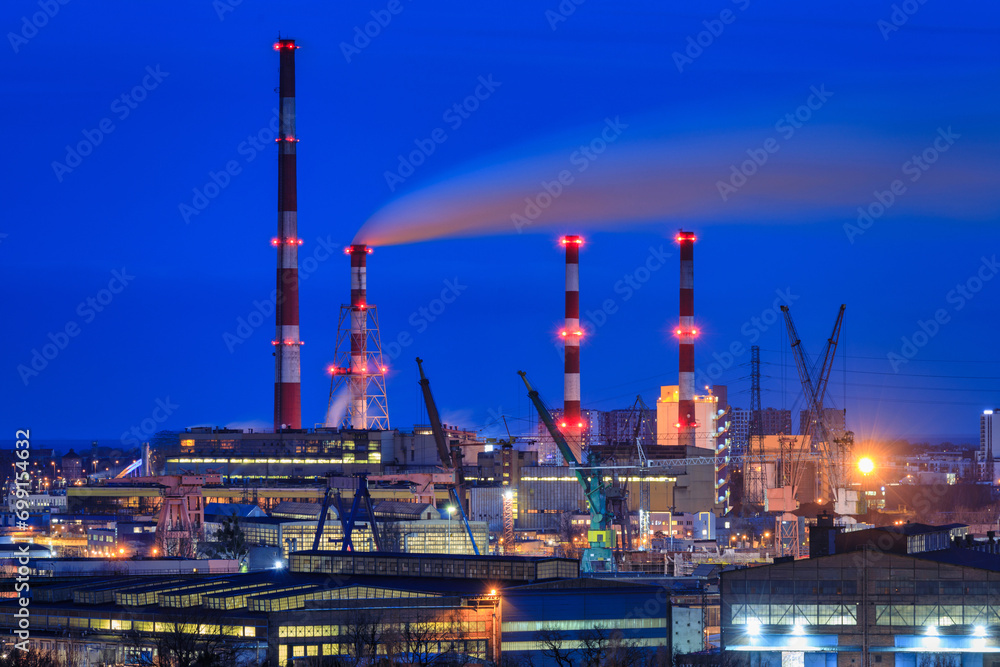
[4,0,999,446]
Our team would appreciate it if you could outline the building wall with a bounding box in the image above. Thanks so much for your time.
[656,386,720,450]
[721,550,1000,665]
[501,583,670,666]
[469,486,505,532]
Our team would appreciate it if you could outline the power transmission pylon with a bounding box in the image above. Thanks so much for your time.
[744,345,765,513]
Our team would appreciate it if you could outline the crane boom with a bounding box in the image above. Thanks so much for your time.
[415,357,479,555]
[781,305,846,494]
[518,370,613,572]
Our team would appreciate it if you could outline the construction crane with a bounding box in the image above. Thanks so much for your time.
[416,357,480,556]
[519,371,615,572]
[780,304,847,500]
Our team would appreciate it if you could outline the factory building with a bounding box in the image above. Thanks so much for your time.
[656,385,726,450]
[981,409,998,483]
[721,546,1000,665]
[203,512,488,559]
[160,424,484,480]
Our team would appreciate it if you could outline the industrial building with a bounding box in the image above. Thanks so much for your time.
[721,545,1000,665]
[981,409,998,483]
[0,551,686,666]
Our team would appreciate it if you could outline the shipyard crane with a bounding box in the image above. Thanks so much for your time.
[519,371,615,572]
[312,474,383,552]
[416,357,480,555]
[780,304,847,499]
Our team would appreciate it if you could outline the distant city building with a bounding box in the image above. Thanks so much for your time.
[61,449,83,482]
[599,408,658,447]
[799,407,846,437]
[761,407,792,435]
[981,409,999,483]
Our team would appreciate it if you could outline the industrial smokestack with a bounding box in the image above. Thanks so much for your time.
[561,235,583,459]
[349,244,371,429]
[273,38,302,431]
[677,230,696,449]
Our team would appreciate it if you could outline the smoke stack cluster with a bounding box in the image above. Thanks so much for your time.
[677,231,696,448]
[273,38,302,430]
[561,235,583,459]
[349,244,371,429]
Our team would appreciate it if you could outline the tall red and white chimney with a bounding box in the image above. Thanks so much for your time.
[273,38,302,431]
[677,230,696,449]
[349,244,371,429]
[561,235,583,460]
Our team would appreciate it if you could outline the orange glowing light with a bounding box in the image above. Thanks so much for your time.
[381,366,388,372]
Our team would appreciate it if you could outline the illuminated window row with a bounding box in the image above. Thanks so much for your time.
[875,604,1000,626]
[502,638,666,652]
[503,618,666,633]
[279,620,488,639]
[278,640,487,661]
[0,613,258,637]
[731,604,858,626]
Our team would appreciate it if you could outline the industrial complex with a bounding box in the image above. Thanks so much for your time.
[5,36,1000,667]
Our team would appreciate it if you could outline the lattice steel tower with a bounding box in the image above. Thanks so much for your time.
[745,345,766,511]
[325,245,390,430]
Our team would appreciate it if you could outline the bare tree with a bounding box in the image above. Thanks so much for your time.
[537,628,577,667]
[0,648,57,667]
[335,609,384,667]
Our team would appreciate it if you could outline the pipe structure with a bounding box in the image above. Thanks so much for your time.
[349,244,371,429]
[677,230,696,449]
[273,38,302,430]
[561,235,584,459]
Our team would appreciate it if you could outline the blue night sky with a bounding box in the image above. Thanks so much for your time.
[3,0,999,447]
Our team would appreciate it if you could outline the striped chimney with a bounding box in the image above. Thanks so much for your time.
[677,230,696,448]
[349,244,371,429]
[561,235,583,458]
[273,38,302,431]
